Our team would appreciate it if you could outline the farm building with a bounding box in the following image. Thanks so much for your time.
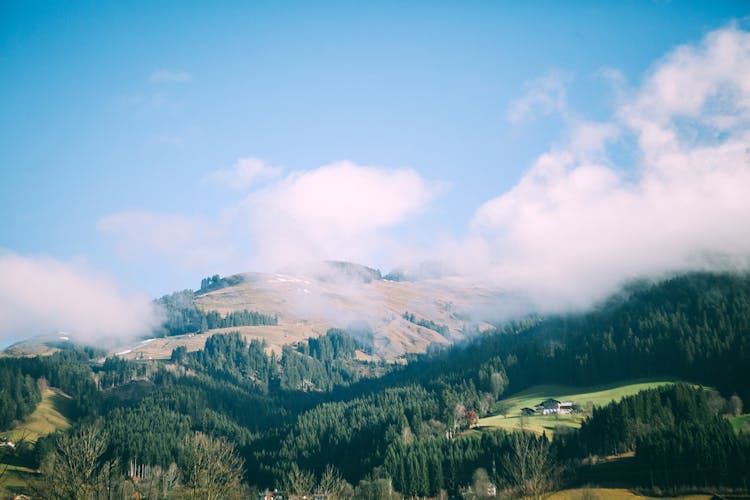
[535,399,574,415]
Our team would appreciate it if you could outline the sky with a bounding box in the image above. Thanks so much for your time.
[2,1,750,344]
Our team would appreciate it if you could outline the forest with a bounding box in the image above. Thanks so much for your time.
[154,289,277,337]
[1,271,749,498]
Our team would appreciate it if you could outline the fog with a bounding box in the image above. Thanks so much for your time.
[0,251,161,348]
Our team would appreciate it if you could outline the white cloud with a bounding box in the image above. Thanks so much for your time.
[205,158,283,190]
[149,70,192,83]
[100,161,439,275]
[568,121,620,159]
[459,26,750,310]
[99,27,750,320]
[0,252,160,345]
[507,70,573,124]
[241,161,440,269]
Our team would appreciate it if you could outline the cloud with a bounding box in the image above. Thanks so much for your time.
[100,161,440,275]
[99,26,750,322]
[507,70,573,124]
[149,70,192,83]
[458,25,750,310]
[0,252,160,346]
[240,160,440,269]
[205,158,283,190]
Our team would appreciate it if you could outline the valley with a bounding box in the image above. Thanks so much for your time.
[1,271,749,498]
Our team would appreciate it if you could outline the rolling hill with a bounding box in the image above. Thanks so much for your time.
[119,262,517,361]
[3,262,514,361]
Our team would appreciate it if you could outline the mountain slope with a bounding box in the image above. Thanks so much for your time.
[139,263,512,360]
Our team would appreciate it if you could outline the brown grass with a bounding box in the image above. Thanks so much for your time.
[3,388,72,443]
[114,271,502,360]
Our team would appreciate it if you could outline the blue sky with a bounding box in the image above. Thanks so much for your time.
[2,1,750,342]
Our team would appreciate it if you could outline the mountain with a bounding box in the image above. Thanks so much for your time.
[2,271,750,497]
[112,262,519,361]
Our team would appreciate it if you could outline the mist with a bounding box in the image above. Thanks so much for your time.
[0,251,161,348]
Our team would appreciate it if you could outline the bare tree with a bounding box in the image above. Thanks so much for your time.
[36,423,117,500]
[354,477,398,500]
[454,403,467,431]
[126,462,180,499]
[285,466,316,500]
[466,468,495,499]
[317,464,353,499]
[179,432,246,500]
[503,431,559,500]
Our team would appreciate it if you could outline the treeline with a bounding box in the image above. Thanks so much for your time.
[569,383,724,457]
[203,310,278,330]
[403,311,449,336]
[298,328,359,361]
[513,272,750,401]
[384,431,541,497]
[5,270,750,496]
[269,385,442,484]
[33,423,247,499]
[265,385,526,497]
[385,272,750,409]
[558,384,750,490]
[98,356,150,388]
[174,329,376,393]
[155,290,277,336]
[180,332,276,391]
[281,328,375,391]
[197,273,244,294]
[0,349,103,420]
[0,360,41,429]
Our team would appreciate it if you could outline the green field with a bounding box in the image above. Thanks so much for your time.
[2,388,73,443]
[0,388,73,496]
[0,462,38,495]
[478,379,682,437]
[730,414,750,434]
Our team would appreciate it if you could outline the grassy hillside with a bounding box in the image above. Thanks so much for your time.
[191,270,499,358]
[478,379,681,436]
[0,463,38,496]
[0,389,72,497]
[3,388,73,443]
[730,414,750,434]
[547,488,710,500]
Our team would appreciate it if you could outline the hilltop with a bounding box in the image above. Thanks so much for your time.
[2,262,512,361]
[121,262,513,361]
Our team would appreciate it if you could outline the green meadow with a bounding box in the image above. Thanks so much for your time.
[479,379,683,437]
[4,388,73,443]
[730,413,750,434]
